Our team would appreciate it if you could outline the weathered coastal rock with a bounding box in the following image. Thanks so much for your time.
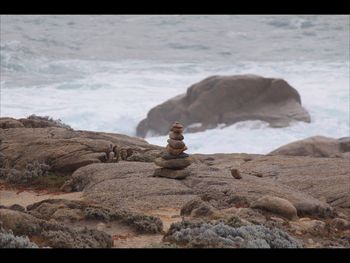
[251,195,298,220]
[63,153,346,219]
[269,136,350,158]
[137,75,311,137]
[239,155,349,211]
[0,117,162,179]
[66,162,196,211]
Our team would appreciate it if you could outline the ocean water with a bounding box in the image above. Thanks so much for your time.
[1,15,349,154]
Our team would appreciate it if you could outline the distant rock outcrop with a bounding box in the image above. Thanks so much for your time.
[136,75,311,137]
[269,136,350,158]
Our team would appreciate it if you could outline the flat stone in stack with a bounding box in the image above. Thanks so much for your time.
[153,122,192,179]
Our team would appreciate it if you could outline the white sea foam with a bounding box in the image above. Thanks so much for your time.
[187,123,203,129]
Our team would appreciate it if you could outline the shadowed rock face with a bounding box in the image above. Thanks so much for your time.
[269,136,350,158]
[136,75,311,137]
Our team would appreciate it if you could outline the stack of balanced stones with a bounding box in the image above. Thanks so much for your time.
[153,122,192,179]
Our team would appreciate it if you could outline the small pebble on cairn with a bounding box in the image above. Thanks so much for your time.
[153,122,192,179]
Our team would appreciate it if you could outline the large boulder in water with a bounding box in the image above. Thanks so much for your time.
[136,75,311,137]
[269,136,350,158]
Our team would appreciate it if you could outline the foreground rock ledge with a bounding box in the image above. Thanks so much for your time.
[63,154,348,217]
[137,74,311,137]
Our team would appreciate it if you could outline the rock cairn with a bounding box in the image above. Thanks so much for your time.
[153,122,192,179]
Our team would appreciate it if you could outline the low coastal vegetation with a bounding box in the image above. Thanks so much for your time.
[164,220,303,248]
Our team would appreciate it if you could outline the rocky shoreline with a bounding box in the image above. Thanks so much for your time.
[0,116,349,248]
